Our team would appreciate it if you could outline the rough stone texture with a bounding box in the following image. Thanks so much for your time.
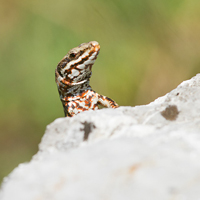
[1,74,200,200]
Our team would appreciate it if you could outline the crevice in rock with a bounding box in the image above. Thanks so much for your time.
[81,121,96,141]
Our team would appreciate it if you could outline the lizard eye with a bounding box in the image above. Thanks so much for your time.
[70,52,76,58]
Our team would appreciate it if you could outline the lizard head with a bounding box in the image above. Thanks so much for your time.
[56,41,100,85]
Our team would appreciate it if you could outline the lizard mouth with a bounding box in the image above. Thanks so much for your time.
[90,41,100,53]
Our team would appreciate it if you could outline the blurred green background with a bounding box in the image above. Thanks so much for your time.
[0,0,200,182]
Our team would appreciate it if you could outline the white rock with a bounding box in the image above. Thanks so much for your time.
[1,74,200,200]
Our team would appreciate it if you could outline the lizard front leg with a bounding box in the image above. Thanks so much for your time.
[97,94,119,108]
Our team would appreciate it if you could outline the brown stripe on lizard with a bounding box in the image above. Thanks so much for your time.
[55,41,119,117]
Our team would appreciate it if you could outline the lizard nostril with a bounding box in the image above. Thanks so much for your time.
[90,41,99,46]
[90,41,100,50]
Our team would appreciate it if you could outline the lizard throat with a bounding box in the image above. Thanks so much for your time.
[60,81,92,101]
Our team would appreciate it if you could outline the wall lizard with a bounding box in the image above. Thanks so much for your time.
[55,41,119,117]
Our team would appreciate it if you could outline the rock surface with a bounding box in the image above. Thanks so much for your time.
[1,74,200,200]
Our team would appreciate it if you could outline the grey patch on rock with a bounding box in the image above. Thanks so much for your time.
[161,105,179,121]
[81,121,96,141]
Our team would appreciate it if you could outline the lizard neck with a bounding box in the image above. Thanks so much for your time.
[58,80,92,102]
